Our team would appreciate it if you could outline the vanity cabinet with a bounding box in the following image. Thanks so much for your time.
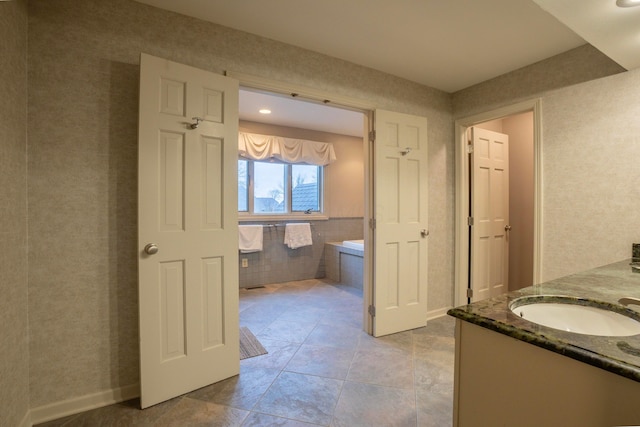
[453,320,640,426]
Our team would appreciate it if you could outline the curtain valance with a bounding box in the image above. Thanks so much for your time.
[238,132,337,166]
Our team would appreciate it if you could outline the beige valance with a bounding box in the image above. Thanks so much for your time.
[238,132,337,166]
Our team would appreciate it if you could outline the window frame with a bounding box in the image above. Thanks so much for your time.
[238,158,327,220]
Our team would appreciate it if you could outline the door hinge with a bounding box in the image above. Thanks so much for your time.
[468,216,474,226]
[369,130,376,142]
[467,288,473,299]
[369,218,376,229]
[368,305,376,317]
[466,143,474,154]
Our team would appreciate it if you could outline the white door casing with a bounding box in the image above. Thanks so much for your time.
[138,54,239,408]
[372,110,429,337]
[470,127,509,302]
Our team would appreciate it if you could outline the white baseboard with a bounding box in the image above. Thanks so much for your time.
[427,306,452,321]
[18,410,31,427]
[29,383,140,425]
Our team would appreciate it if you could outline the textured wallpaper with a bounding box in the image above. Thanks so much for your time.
[452,44,625,120]
[27,0,454,407]
[453,41,639,283]
[539,69,640,281]
[0,0,29,426]
[25,0,633,411]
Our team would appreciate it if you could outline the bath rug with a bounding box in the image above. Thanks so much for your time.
[239,327,268,360]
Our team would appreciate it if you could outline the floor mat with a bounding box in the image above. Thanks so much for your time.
[239,326,268,360]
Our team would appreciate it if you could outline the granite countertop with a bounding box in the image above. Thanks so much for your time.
[447,260,640,382]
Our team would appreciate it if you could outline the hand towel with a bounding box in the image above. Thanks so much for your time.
[239,225,263,253]
[284,223,312,249]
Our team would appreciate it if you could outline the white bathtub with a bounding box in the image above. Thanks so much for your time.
[342,239,364,251]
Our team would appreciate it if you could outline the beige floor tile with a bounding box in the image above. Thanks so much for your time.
[153,397,248,426]
[331,381,416,427]
[188,366,280,410]
[285,344,355,379]
[241,412,322,426]
[347,347,415,389]
[36,279,454,427]
[253,371,343,425]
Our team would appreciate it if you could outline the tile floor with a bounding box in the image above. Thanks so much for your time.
[37,279,455,426]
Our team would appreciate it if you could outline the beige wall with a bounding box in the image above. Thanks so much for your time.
[239,121,365,218]
[502,112,534,289]
[0,0,30,426]
[26,0,453,408]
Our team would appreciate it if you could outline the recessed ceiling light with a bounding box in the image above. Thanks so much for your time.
[259,108,271,114]
[617,0,640,7]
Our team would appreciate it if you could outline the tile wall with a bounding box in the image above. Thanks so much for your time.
[239,218,363,287]
[325,243,364,290]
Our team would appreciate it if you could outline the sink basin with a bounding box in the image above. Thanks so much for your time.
[509,296,640,337]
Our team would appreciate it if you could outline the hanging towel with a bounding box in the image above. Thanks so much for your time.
[238,225,263,253]
[284,223,313,249]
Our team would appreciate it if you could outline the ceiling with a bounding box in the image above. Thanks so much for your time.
[135,0,640,137]
[239,90,365,137]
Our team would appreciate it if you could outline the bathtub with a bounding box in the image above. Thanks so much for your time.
[325,240,364,290]
[342,239,364,251]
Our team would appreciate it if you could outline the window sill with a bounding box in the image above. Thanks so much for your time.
[239,214,329,222]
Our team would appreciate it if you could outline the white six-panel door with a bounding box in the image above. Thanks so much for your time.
[470,127,509,302]
[372,110,429,337]
[138,54,239,408]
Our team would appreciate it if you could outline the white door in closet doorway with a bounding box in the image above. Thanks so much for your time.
[469,127,509,302]
[138,54,240,408]
[372,110,429,337]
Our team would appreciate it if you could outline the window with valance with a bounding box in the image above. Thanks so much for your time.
[237,132,337,217]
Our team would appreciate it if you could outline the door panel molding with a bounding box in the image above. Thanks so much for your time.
[373,109,429,337]
[138,54,239,408]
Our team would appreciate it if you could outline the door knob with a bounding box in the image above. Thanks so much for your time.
[421,229,429,237]
[505,225,512,231]
[144,243,159,255]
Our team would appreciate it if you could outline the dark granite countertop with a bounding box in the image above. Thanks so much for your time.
[447,260,640,382]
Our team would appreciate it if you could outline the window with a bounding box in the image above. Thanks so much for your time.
[238,159,323,216]
[237,131,335,217]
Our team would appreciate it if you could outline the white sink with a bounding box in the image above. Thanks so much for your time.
[510,296,640,337]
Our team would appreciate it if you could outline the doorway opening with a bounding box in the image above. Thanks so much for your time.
[454,99,543,307]
[230,71,432,338]
[235,84,372,335]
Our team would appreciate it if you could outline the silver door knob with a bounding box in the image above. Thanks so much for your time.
[144,243,159,255]
[421,229,429,237]
[505,225,512,231]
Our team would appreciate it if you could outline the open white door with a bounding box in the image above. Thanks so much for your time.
[372,110,428,337]
[470,127,509,302]
[138,54,239,408]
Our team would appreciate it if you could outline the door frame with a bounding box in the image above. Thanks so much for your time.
[454,99,543,307]
[226,70,377,334]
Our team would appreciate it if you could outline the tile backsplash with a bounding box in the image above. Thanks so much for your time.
[238,218,364,287]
